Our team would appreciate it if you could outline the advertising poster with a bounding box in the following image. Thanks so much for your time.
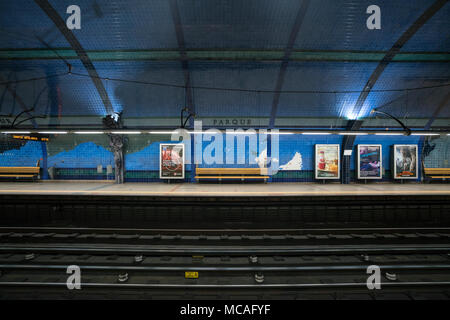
[315,144,340,179]
[357,144,382,179]
[160,143,185,179]
[393,144,418,179]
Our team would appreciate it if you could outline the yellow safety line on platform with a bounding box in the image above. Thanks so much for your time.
[0,189,449,196]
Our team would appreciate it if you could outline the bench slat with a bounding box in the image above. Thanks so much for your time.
[195,176,269,179]
[424,168,450,175]
[196,168,262,175]
[429,176,450,179]
[0,174,36,177]
[0,167,40,174]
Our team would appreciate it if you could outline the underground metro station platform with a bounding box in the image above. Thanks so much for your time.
[0,0,450,304]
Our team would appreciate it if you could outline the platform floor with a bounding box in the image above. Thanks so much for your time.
[0,181,448,197]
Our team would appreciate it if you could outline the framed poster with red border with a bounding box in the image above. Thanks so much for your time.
[159,143,185,179]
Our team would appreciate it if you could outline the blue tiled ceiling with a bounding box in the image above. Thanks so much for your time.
[360,62,450,118]
[0,0,448,123]
[188,61,278,117]
[177,0,303,49]
[0,0,178,50]
[93,61,186,117]
[0,0,59,49]
[294,0,441,51]
[401,3,450,52]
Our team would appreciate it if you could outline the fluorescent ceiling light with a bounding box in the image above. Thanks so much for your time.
[1,131,31,134]
[148,131,176,134]
[223,131,293,135]
[411,133,440,136]
[339,132,368,135]
[38,131,68,134]
[301,132,331,135]
[374,133,404,136]
[224,131,257,135]
[111,131,141,134]
[74,131,104,134]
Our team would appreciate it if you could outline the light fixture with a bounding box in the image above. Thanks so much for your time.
[374,133,404,136]
[338,132,368,135]
[224,131,257,135]
[74,131,104,134]
[38,131,68,134]
[148,131,176,134]
[1,131,31,134]
[301,132,331,135]
[111,131,141,134]
[370,109,411,136]
[267,132,294,135]
[411,133,440,136]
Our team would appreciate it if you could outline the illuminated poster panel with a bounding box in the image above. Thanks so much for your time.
[315,144,340,179]
[393,144,418,179]
[160,143,185,179]
[357,144,382,179]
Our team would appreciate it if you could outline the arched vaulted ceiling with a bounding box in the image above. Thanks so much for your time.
[0,0,449,129]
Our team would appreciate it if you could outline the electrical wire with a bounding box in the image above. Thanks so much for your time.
[0,72,69,86]
[0,70,449,94]
[68,72,450,94]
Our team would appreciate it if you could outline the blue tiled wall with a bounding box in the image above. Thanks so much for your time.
[47,142,114,168]
[0,140,44,166]
[0,133,448,182]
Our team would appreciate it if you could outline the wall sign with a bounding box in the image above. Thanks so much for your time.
[211,118,252,126]
[160,143,185,179]
[12,134,49,142]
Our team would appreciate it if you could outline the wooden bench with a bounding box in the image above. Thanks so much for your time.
[0,160,40,181]
[424,168,450,180]
[195,167,269,182]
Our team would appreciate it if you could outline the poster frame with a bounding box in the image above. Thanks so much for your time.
[392,144,418,180]
[159,143,185,180]
[357,144,383,180]
[315,144,340,180]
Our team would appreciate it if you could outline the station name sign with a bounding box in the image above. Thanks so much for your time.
[212,118,252,126]
[12,134,49,142]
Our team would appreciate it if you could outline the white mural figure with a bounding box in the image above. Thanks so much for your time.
[280,152,303,171]
[255,148,268,169]
[254,148,278,170]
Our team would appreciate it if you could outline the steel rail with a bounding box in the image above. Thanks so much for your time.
[1,244,449,255]
[1,264,450,272]
[1,226,450,233]
[1,281,450,289]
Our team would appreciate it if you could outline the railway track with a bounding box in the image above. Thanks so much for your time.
[1,226,449,299]
[1,251,450,299]
[1,226,450,242]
